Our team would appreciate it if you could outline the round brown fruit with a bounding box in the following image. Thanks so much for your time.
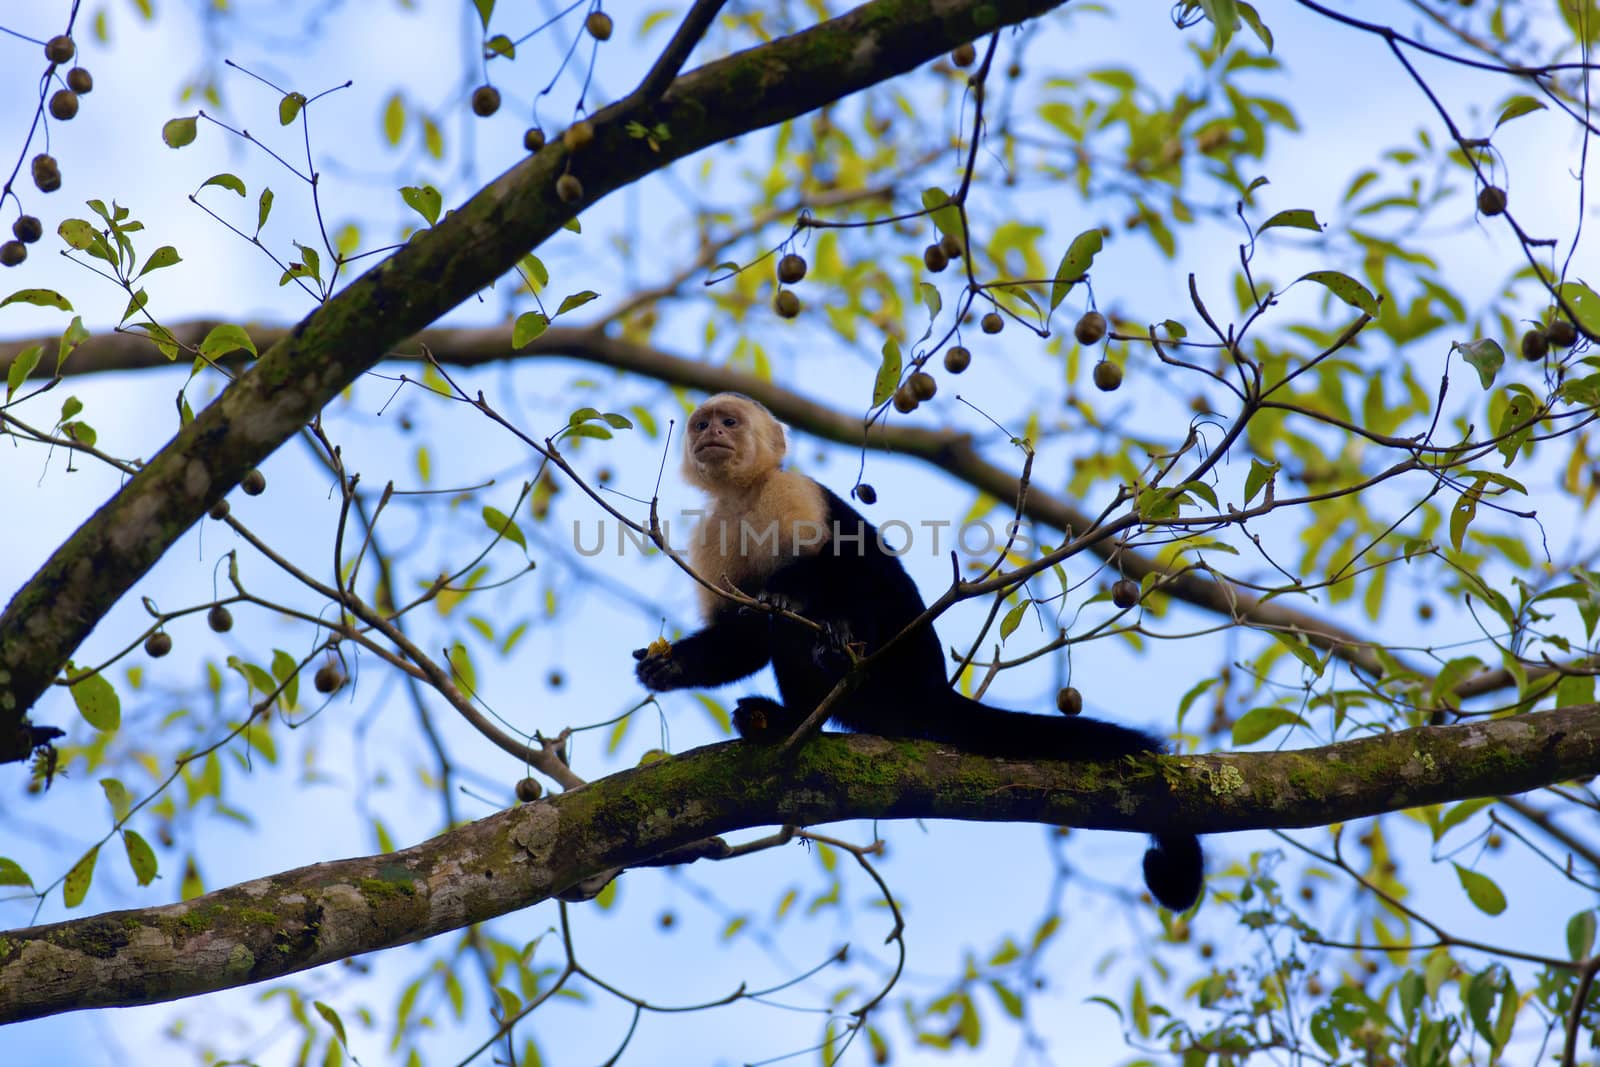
[556,174,584,203]
[951,42,977,68]
[314,663,345,693]
[524,127,546,152]
[45,35,75,63]
[66,67,92,94]
[943,345,971,374]
[208,499,230,520]
[32,154,61,193]
[892,386,919,414]
[1520,328,1548,362]
[1477,185,1507,217]
[515,777,543,802]
[1056,686,1082,715]
[980,311,1003,334]
[240,469,266,496]
[939,232,963,259]
[471,85,500,117]
[207,605,234,633]
[923,243,948,272]
[12,216,43,244]
[1417,602,1434,621]
[585,11,613,40]
[0,241,25,267]
[777,252,807,284]
[548,670,564,688]
[855,483,877,505]
[49,90,78,121]
[144,632,173,658]
[1111,578,1139,609]
[774,289,801,319]
[1547,318,1577,348]
[562,120,595,151]
[908,371,937,401]
[1074,310,1108,345]
[1092,360,1123,391]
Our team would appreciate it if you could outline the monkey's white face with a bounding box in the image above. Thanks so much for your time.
[684,397,781,490]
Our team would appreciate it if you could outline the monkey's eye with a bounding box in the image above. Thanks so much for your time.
[722,417,738,427]
[693,420,709,431]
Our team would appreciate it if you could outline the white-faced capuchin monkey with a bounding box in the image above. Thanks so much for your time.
[633,393,1203,911]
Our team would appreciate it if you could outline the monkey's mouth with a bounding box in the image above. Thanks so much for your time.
[695,442,735,457]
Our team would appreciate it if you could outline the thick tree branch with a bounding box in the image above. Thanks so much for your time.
[0,0,1069,755]
[3,703,1598,1023]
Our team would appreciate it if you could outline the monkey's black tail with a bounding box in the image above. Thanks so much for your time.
[909,693,1204,912]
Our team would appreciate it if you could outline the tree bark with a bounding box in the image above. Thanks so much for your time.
[0,0,1070,757]
[4,703,1597,1024]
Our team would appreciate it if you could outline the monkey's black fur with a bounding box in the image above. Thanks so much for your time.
[635,485,1203,912]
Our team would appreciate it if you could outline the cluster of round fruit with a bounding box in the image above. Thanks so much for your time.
[1520,315,1580,362]
[2,36,94,267]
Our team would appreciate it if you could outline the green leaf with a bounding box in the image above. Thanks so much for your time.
[200,173,246,196]
[1050,229,1103,311]
[1453,863,1506,915]
[999,599,1030,641]
[519,253,549,291]
[400,184,441,226]
[200,323,258,362]
[1,289,73,311]
[56,218,99,251]
[135,245,181,279]
[0,857,33,887]
[1457,338,1504,390]
[122,830,158,886]
[101,777,132,822]
[512,311,549,348]
[1258,208,1322,235]
[556,290,599,316]
[473,0,495,29]
[278,91,307,126]
[693,693,730,734]
[1449,479,1484,553]
[162,116,198,148]
[382,93,405,146]
[482,506,528,551]
[6,345,41,399]
[1556,281,1600,341]
[1231,706,1308,745]
[1567,910,1596,961]
[63,845,100,908]
[920,187,961,238]
[256,188,275,234]
[1244,458,1278,506]
[1435,797,1492,842]
[872,336,903,407]
[71,671,121,731]
[314,1001,349,1048]
[1199,0,1238,48]
[1299,270,1380,316]
[1494,95,1546,129]
[1237,1,1273,51]
[600,412,633,430]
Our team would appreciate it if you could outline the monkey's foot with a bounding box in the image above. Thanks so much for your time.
[733,696,801,741]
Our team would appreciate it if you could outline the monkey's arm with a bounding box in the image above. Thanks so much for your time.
[634,611,772,692]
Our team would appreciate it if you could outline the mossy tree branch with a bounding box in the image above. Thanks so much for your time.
[0,0,1070,757]
[4,703,1597,1024]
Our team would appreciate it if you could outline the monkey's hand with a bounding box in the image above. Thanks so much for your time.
[812,620,861,672]
[746,591,803,617]
[633,643,688,692]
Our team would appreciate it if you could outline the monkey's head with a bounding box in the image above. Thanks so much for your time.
[683,393,786,492]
